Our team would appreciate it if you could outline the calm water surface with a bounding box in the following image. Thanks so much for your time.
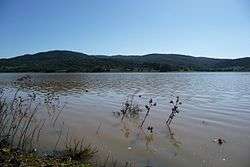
[0,73,250,167]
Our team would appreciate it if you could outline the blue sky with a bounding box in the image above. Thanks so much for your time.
[0,0,249,58]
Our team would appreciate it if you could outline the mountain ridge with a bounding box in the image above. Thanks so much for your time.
[0,50,249,72]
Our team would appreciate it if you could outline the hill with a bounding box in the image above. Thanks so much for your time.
[0,50,249,72]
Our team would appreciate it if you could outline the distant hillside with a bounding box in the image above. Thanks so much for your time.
[0,50,249,72]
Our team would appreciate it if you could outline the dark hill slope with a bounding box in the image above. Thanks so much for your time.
[0,50,249,72]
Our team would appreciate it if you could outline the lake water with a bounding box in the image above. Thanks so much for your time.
[0,73,250,167]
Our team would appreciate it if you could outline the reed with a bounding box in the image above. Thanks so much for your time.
[0,76,100,166]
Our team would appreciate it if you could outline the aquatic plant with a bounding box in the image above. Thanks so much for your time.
[117,96,157,130]
[1,75,139,166]
[119,95,142,120]
[62,138,98,162]
[166,96,182,126]
[0,76,99,166]
[139,98,156,128]
[0,89,43,151]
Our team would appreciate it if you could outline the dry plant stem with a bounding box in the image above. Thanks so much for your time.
[10,98,33,146]
[10,112,27,147]
[7,90,20,134]
[73,139,80,153]
[167,124,174,136]
[65,127,70,148]
[52,103,65,127]
[140,108,150,128]
[121,105,129,121]
[166,96,181,126]
[0,98,7,121]
[121,111,126,121]
[54,125,63,151]
[166,116,173,125]
[96,122,102,135]
[0,103,8,137]
[18,104,39,149]
[28,120,43,150]
[139,98,156,128]
[103,151,111,167]
[0,115,8,137]
[36,119,46,143]
[79,137,84,151]
[52,109,62,127]
[9,90,19,112]
[21,113,38,150]
[66,135,73,150]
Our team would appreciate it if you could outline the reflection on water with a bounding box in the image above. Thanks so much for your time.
[167,125,182,148]
[0,72,250,167]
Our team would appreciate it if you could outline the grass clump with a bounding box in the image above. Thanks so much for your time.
[0,83,97,166]
[0,134,95,166]
[63,139,98,162]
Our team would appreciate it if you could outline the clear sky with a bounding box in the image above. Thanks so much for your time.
[0,0,249,58]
